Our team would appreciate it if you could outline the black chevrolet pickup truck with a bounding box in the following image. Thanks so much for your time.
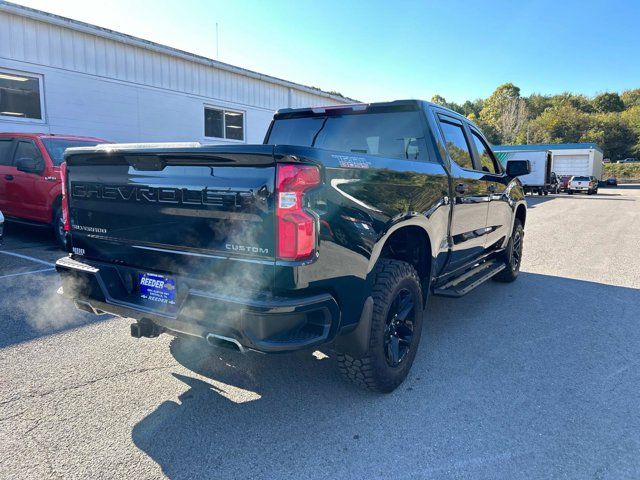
[56,100,529,393]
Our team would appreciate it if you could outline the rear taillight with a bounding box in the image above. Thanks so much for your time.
[276,164,321,261]
[60,161,70,232]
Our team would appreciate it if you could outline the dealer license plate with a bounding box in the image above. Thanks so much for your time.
[139,272,176,305]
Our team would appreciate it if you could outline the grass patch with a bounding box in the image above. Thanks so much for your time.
[604,163,640,181]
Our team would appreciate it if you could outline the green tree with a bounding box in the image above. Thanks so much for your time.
[621,106,640,155]
[581,112,636,160]
[592,92,624,113]
[468,113,500,144]
[548,92,593,113]
[479,83,528,144]
[621,89,640,109]
[527,105,591,143]
[430,95,463,114]
[432,84,640,158]
[526,94,551,118]
[461,99,483,118]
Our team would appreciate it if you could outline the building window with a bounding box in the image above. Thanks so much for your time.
[204,107,244,141]
[0,70,44,121]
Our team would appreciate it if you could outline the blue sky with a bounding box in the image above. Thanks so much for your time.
[12,0,640,103]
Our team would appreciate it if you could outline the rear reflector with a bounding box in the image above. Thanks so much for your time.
[276,164,320,261]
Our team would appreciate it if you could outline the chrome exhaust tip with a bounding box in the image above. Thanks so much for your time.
[74,299,103,315]
[206,333,246,354]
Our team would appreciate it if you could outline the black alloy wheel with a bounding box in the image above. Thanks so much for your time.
[510,227,523,272]
[383,287,416,367]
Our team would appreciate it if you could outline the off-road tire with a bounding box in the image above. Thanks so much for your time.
[493,219,524,283]
[337,259,424,393]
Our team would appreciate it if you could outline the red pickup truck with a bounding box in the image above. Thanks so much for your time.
[0,133,108,247]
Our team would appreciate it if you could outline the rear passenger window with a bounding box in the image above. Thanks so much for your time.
[0,139,13,166]
[438,120,473,170]
[14,141,42,162]
[470,130,500,174]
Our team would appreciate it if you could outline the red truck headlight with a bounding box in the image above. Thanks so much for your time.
[276,164,320,261]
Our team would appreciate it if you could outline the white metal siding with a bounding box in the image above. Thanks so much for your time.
[0,7,351,142]
[0,57,277,143]
[0,9,342,111]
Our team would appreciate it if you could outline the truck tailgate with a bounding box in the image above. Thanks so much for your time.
[65,145,276,290]
[571,180,590,189]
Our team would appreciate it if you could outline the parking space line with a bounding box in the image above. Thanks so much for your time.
[0,268,56,280]
[0,250,56,267]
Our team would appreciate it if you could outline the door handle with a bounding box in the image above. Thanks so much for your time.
[455,183,467,194]
[4,175,13,181]
[487,184,496,193]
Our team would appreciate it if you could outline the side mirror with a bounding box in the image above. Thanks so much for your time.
[16,157,45,175]
[506,160,531,177]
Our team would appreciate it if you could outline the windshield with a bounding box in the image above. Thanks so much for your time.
[41,138,103,165]
[572,176,590,181]
[266,111,428,161]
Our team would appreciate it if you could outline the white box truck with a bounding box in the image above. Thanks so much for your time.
[495,143,604,183]
[551,148,604,180]
[494,149,556,195]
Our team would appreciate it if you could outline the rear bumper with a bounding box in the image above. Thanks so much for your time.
[56,256,340,353]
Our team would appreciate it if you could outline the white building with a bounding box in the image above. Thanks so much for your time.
[0,2,353,144]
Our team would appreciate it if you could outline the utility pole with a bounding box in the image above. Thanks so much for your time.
[216,22,219,59]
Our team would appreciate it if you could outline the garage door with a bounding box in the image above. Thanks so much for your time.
[552,154,590,176]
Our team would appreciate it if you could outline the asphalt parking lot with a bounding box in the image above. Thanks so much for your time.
[1,186,639,480]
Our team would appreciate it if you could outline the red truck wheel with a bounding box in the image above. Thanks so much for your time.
[53,207,67,250]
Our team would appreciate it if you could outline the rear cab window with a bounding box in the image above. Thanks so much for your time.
[266,106,430,162]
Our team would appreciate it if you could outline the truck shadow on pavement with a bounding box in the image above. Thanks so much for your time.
[131,272,640,479]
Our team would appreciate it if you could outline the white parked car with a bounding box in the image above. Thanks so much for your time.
[567,176,598,195]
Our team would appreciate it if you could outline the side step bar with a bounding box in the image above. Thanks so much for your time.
[433,260,506,298]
